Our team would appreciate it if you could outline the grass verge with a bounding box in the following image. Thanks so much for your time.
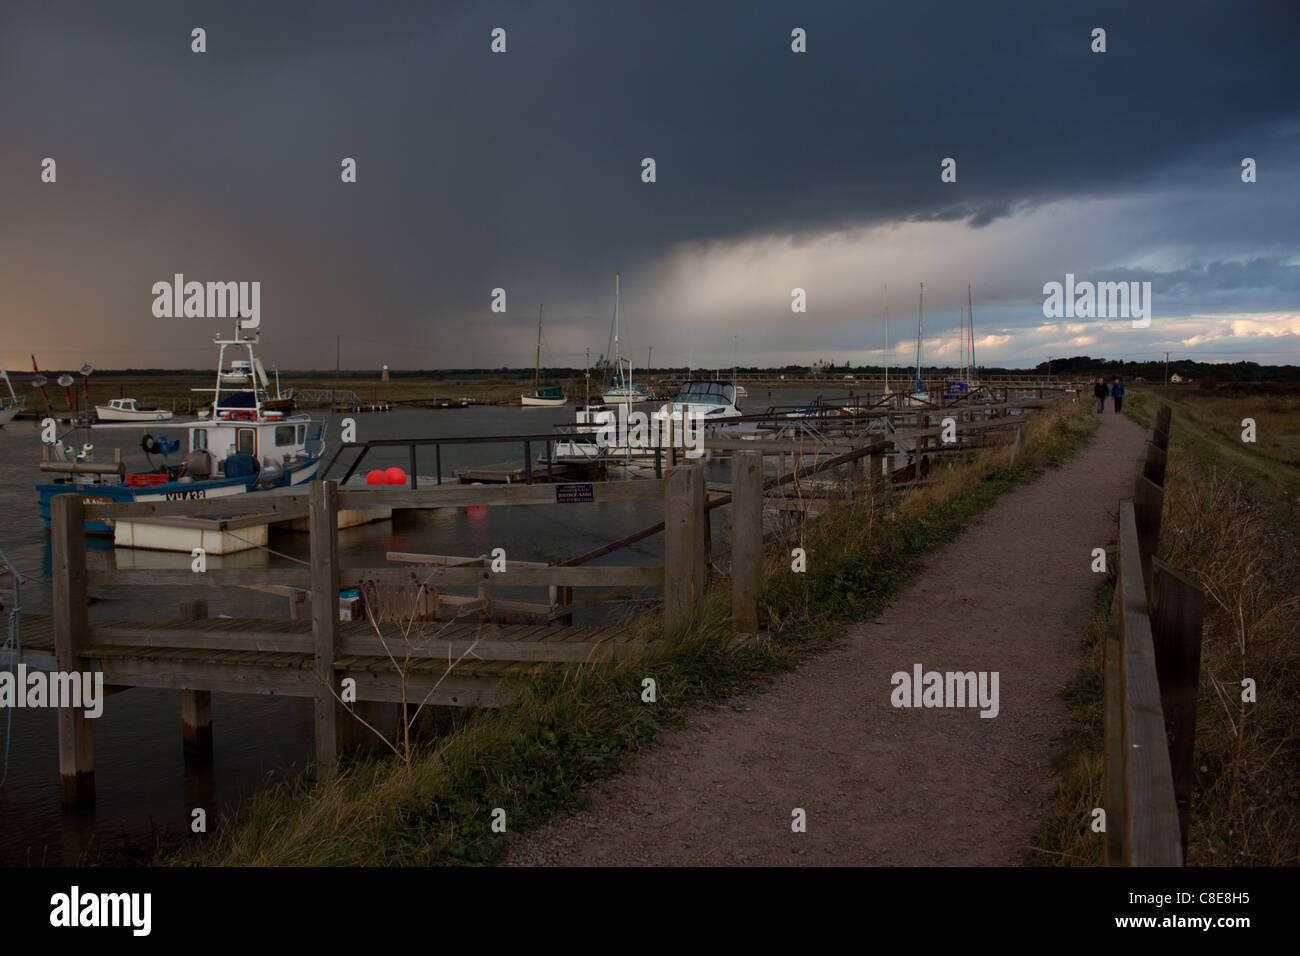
[1028,387,1300,866]
[168,399,1098,866]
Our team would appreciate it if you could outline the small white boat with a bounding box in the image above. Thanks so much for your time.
[220,360,253,384]
[521,389,567,407]
[601,384,648,405]
[0,362,24,427]
[95,398,174,422]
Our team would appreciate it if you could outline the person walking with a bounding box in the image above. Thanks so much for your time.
[1093,377,1108,414]
[1112,377,1126,414]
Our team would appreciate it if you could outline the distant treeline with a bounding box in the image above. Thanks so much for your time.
[1028,356,1300,383]
[57,358,1300,383]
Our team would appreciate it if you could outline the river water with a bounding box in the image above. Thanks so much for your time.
[0,388,837,864]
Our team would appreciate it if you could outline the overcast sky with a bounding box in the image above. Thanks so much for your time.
[1,0,1297,373]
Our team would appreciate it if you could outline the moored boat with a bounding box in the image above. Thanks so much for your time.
[521,305,568,406]
[0,361,24,427]
[37,321,325,536]
[95,398,174,422]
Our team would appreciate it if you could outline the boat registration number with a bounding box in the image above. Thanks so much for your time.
[163,489,208,501]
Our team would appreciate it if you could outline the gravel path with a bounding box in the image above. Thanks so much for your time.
[506,410,1146,866]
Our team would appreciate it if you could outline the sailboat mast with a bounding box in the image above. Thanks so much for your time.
[883,283,889,395]
[534,304,543,392]
[915,282,924,392]
[959,303,965,382]
[613,273,621,386]
[967,284,976,382]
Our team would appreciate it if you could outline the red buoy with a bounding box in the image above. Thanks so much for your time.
[385,466,407,485]
[466,481,489,518]
[366,469,387,485]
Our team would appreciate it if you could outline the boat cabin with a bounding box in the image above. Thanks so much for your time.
[187,415,317,481]
[668,381,739,407]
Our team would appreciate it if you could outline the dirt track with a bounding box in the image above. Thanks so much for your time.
[506,411,1146,866]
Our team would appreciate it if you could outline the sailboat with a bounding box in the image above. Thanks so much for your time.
[0,360,25,427]
[601,274,648,405]
[905,282,931,406]
[521,304,567,407]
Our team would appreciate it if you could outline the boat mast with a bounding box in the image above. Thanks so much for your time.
[883,283,889,395]
[967,284,976,383]
[958,303,964,382]
[613,273,621,388]
[584,346,590,407]
[915,282,924,393]
[534,303,543,393]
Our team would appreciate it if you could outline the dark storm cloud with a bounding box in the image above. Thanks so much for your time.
[0,0,1296,367]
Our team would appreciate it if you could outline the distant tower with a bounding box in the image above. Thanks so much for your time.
[381,364,390,382]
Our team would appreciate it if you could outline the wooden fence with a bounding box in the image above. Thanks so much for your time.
[1105,405,1205,865]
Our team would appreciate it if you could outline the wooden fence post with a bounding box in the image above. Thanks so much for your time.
[663,465,706,643]
[731,451,762,635]
[180,599,213,757]
[1132,474,1164,598]
[1150,557,1205,858]
[1103,612,1125,865]
[52,494,94,805]
[309,480,343,771]
[1142,442,1168,487]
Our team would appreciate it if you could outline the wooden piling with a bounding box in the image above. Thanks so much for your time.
[663,465,705,643]
[52,494,94,805]
[180,599,213,757]
[309,480,343,770]
[730,451,762,634]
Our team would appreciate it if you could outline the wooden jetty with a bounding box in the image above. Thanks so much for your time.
[28,395,1071,805]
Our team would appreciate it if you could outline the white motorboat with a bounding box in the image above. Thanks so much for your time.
[95,397,175,422]
[656,380,743,425]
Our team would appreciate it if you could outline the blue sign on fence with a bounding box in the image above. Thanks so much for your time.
[555,483,595,504]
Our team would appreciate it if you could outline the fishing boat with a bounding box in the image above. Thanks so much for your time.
[94,398,174,422]
[600,274,648,404]
[521,304,567,407]
[0,362,23,428]
[37,321,325,535]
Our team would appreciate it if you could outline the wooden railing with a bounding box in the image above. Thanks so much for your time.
[1105,405,1205,866]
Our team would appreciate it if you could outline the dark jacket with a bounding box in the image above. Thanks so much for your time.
[1093,381,1109,398]
[1111,382,1126,397]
